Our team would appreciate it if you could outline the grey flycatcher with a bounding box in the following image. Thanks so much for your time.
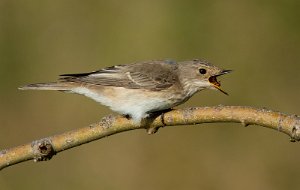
[19,59,231,122]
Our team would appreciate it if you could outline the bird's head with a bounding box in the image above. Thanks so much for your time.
[178,59,231,95]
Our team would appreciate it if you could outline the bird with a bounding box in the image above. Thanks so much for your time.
[19,59,231,123]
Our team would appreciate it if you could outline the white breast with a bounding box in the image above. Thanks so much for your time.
[72,87,175,123]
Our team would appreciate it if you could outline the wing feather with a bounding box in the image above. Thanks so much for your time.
[59,61,179,91]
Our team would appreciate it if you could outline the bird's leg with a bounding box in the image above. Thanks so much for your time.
[146,108,173,134]
[157,108,173,126]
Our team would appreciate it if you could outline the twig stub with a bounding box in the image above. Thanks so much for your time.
[31,138,56,162]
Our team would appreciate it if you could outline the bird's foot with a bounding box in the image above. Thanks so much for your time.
[157,108,173,126]
[145,108,174,134]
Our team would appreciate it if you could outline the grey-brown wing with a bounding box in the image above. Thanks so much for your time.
[59,61,179,91]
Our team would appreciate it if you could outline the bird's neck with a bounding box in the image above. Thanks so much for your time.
[181,79,205,98]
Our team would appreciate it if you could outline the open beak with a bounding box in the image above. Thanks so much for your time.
[208,70,232,95]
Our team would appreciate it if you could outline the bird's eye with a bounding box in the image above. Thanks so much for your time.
[199,68,207,74]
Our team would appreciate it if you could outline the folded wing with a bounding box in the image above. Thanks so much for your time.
[60,61,179,91]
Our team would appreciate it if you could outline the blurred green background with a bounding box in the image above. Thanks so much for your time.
[0,0,299,189]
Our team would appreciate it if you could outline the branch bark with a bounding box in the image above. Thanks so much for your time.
[1,106,299,170]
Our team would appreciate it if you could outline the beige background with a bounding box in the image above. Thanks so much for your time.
[0,0,299,189]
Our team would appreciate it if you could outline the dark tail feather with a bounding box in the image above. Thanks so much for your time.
[18,82,72,91]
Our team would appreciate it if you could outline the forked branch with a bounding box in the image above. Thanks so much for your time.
[0,106,299,170]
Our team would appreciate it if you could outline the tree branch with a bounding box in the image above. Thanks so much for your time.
[1,106,299,170]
